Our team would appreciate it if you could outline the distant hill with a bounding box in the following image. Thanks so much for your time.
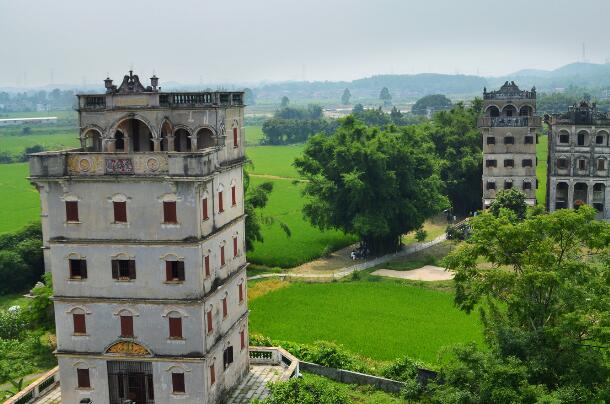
[490,63,610,90]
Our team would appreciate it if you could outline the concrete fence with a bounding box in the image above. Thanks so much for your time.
[299,361,438,394]
[3,367,59,404]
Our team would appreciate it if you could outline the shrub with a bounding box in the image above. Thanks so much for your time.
[381,356,419,382]
[0,309,28,339]
[258,376,349,404]
[415,228,427,242]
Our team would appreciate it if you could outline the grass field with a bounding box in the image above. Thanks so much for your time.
[244,125,264,145]
[0,163,40,234]
[536,135,548,205]
[0,127,79,154]
[249,278,484,364]
[247,176,356,267]
[0,293,29,311]
[246,144,304,178]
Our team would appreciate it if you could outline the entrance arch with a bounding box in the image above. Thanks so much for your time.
[573,182,588,208]
[196,127,215,149]
[174,128,191,152]
[555,182,568,209]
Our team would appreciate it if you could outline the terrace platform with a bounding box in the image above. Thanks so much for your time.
[7,347,298,404]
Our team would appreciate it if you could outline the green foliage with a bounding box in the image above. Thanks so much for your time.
[261,117,337,145]
[244,87,256,105]
[379,87,392,105]
[0,309,27,339]
[244,169,275,251]
[415,228,427,242]
[258,375,350,404]
[294,117,448,253]
[426,100,482,214]
[248,281,483,364]
[341,88,351,105]
[381,356,419,382]
[24,273,54,331]
[0,222,44,295]
[412,94,453,115]
[488,188,527,220]
[441,206,610,399]
[0,331,56,384]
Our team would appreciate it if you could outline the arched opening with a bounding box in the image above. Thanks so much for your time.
[573,182,588,208]
[593,183,605,216]
[83,129,102,152]
[115,131,125,152]
[115,118,155,152]
[174,129,191,152]
[556,182,568,209]
[196,128,215,149]
[502,105,517,117]
[487,106,500,117]
[577,130,588,146]
[596,131,608,146]
[160,121,172,151]
[519,106,532,116]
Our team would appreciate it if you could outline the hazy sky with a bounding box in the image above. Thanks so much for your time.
[2,0,610,87]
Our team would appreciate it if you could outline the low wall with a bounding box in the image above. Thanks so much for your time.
[299,361,437,394]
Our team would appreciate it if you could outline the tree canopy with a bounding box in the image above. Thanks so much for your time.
[489,188,528,220]
[437,206,610,401]
[294,116,448,253]
[411,94,453,115]
[341,88,351,105]
[379,87,392,105]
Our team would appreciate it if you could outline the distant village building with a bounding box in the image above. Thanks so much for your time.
[0,116,57,126]
[547,101,610,219]
[479,81,542,208]
[28,71,249,403]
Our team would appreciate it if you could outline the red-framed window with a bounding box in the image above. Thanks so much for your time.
[204,255,210,278]
[218,191,224,213]
[202,198,209,220]
[206,310,213,334]
[77,368,90,388]
[113,201,127,223]
[169,317,183,339]
[233,127,238,148]
[66,201,79,222]
[172,372,185,393]
[73,313,86,334]
[163,201,177,224]
[220,246,225,266]
[120,315,134,337]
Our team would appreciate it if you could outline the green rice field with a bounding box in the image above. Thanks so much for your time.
[536,135,548,205]
[246,144,304,178]
[0,163,40,234]
[247,176,356,267]
[249,279,484,364]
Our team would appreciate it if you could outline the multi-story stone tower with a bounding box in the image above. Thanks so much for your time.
[29,71,249,403]
[479,81,542,208]
[547,101,610,219]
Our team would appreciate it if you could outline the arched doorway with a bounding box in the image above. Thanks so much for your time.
[519,106,532,116]
[577,130,589,146]
[83,129,102,152]
[502,105,517,117]
[487,106,500,117]
[115,131,126,152]
[196,128,215,149]
[573,183,588,208]
[160,121,172,151]
[593,183,605,216]
[555,182,568,209]
[114,118,155,152]
[174,129,191,152]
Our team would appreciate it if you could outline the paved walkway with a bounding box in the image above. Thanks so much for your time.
[33,384,61,403]
[228,364,285,403]
[372,265,454,281]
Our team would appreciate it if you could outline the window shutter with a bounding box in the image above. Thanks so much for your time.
[163,201,177,223]
[177,261,185,281]
[77,368,90,388]
[114,201,127,222]
[120,315,134,337]
[210,364,215,385]
[218,191,224,212]
[222,297,227,318]
[73,313,86,334]
[81,260,87,279]
[202,198,209,220]
[231,186,236,206]
[233,127,238,147]
[228,346,233,364]
[239,283,244,303]
[172,372,185,393]
[66,201,79,222]
[128,260,136,279]
[207,311,213,333]
[240,330,245,350]
[220,246,225,266]
[169,317,182,338]
[165,261,173,281]
[111,260,119,279]
[204,255,210,277]
[233,237,238,257]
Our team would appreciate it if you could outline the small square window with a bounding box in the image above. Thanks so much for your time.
[596,135,605,145]
[77,368,90,389]
[504,136,515,145]
[112,259,136,280]
[165,261,185,282]
[163,201,177,224]
[578,159,587,170]
[169,317,183,339]
[486,136,495,145]
[486,181,496,190]
[172,372,185,394]
[598,159,606,171]
[504,181,513,189]
[522,159,533,167]
[559,134,570,144]
[120,315,134,338]
[113,201,127,223]
[523,182,532,190]
[223,346,234,369]
[504,159,514,168]
[486,160,497,168]
[69,259,87,279]
[66,201,79,222]
[524,136,534,144]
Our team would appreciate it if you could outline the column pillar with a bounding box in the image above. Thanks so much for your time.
[104,138,116,153]
[587,181,594,206]
[568,181,574,209]
[167,135,175,152]
[189,135,197,152]
[152,138,161,152]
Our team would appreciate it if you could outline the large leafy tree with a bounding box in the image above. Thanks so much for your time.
[341,88,351,105]
[488,188,527,220]
[411,94,453,115]
[439,206,610,401]
[294,117,448,254]
[426,100,482,214]
[379,87,392,106]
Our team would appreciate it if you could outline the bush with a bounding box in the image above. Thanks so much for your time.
[381,356,419,382]
[415,228,427,242]
[258,376,349,404]
[0,309,28,339]
[0,223,44,295]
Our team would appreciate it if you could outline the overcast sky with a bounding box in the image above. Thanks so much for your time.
[2,0,610,87]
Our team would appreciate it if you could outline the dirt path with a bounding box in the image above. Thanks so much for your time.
[248,173,307,182]
[372,266,454,281]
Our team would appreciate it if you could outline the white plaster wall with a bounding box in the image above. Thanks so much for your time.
[50,218,245,299]
[57,356,110,404]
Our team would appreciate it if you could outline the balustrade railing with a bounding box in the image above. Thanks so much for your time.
[478,116,542,127]
[5,367,59,404]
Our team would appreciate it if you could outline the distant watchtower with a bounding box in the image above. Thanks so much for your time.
[29,71,249,403]
[478,81,541,208]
